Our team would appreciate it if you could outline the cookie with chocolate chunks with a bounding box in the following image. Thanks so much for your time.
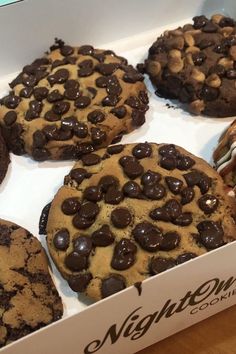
[0,218,63,348]
[0,127,10,185]
[144,14,236,117]
[0,40,148,161]
[46,142,236,300]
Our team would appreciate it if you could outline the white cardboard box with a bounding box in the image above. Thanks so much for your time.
[0,0,236,353]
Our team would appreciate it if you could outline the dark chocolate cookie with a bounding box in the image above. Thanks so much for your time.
[144,14,236,117]
[0,218,63,348]
[0,127,10,185]
[0,40,148,161]
[46,142,236,300]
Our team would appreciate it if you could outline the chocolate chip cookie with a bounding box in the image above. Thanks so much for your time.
[46,142,236,301]
[213,119,236,186]
[0,127,10,185]
[144,14,236,117]
[0,40,148,161]
[0,218,63,347]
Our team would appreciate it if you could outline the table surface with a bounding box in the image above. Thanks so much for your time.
[137,305,236,354]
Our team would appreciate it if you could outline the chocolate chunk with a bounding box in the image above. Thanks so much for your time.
[60,45,74,56]
[34,87,49,101]
[99,175,119,192]
[65,251,88,271]
[91,225,115,246]
[197,220,224,249]
[165,177,183,194]
[33,130,47,148]
[122,181,142,198]
[110,106,127,119]
[131,109,145,126]
[61,197,81,215]
[102,94,120,107]
[176,253,197,264]
[101,275,126,298]
[198,194,219,214]
[91,127,107,145]
[141,170,161,185]
[69,168,91,185]
[160,232,180,251]
[132,143,152,159]
[173,212,193,226]
[143,183,166,200]
[78,45,94,55]
[181,187,195,205]
[73,236,92,256]
[150,257,175,274]
[82,153,101,166]
[96,63,119,76]
[87,110,105,124]
[3,94,21,109]
[149,207,171,222]
[160,155,177,170]
[3,111,17,126]
[53,229,70,250]
[20,87,33,98]
[39,202,51,235]
[68,273,92,292]
[111,207,132,228]
[83,186,102,202]
[105,187,123,205]
[75,96,91,109]
[111,239,137,270]
[52,101,70,115]
[107,144,124,155]
[132,222,163,252]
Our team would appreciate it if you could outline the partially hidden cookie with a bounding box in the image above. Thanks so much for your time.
[213,119,236,186]
[0,218,63,347]
[46,142,236,301]
[0,40,148,161]
[144,14,236,117]
[0,127,10,185]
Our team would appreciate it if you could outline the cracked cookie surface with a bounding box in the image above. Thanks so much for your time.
[0,40,148,161]
[144,14,236,117]
[46,142,236,300]
[0,218,63,347]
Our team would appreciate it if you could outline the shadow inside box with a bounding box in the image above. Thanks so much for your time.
[200,0,236,17]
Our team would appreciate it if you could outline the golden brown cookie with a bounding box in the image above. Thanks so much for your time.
[0,218,63,348]
[46,142,236,301]
[144,14,236,117]
[0,40,148,161]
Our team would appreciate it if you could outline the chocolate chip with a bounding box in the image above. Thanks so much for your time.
[82,153,101,166]
[47,89,64,103]
[60,45,74,56]
[61,197,81,215]
[159,144,178,157]
[131,109,145,126]
[110,106,127,119]
[73,236,92,256]
[122,159,144,179]
[139,90,149,104]
[165,199,182,220]
[87,110,105,124]
[75,96,91,109]
[96,63,119,76]
[83,186,102,202]
[33,130,47,148]
[78,202,99,220]
[91,127,107,145]
[102,94,120,107]
[78,45,94,55]
[132,222,163,252]
[119,155,136,167]
[208,64,225,77]
[192,52,206,66]
[202,21,218,33]
[193,15,208,29]
[22,74,37,87]
[73,122,88,138]
[181,187,195,205]
[111,239,137,270]
[64,87,81,100]
[219,17,235,27]
[226,69,236,79]
[72,215,95,229]
[200,85,219,101]
[198,175,212,194]
[177,155,195,170]
[150,257,176,274]
[176,253,197,264]
[53,229,70,250]
[101,275,126,298]
[111,207,132,228]
[160,156,177,170]
[173,212,193,226]
[64,80,79,90]
[3,94,20,109]
[149,207,171,222]
[65,251,88,271]
[44,110,61,122]
[122,181,142,198]
[122,66,144,83]
[132,143,152,159]
[198,194,219,214]
[197,221,224,249]
[34,87,49,101]
[91,225,115,247]
[141,170,161,185]
[87,87,97,99]
[107,144,124,155]
[20,87,33,98]
[25,100,42,120]
[3,111,17,126]
[32,147,50,161]
[78,65,94,77]
[92,53,105,62]
[96,76,108,88]
[106,75,122,96]
[160,232,180,251]
[68,273,92,292]
[69,168,91,184]
[47,68,69,86]
[99,175,119,192]
[105,187,123,205]
[143,183,166,200]
[125,96,142,109]
[165,177,183,194]
[52,101,70,115]
[183,171,201,187]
